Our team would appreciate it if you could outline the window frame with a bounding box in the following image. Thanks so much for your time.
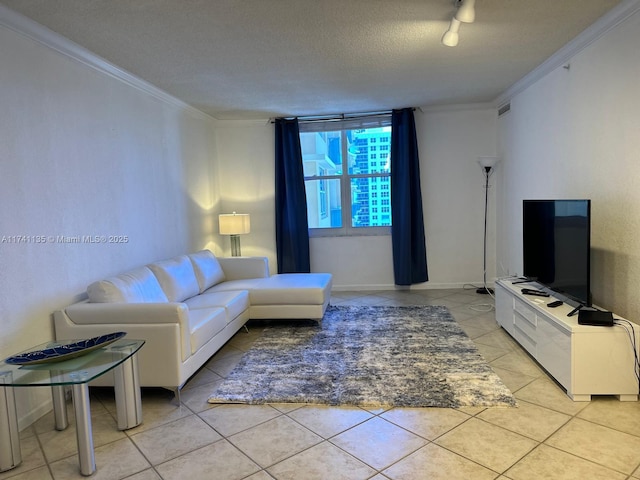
[300,117,392,238]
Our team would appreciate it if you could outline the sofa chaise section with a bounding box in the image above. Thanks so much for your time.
[208,271,332,320]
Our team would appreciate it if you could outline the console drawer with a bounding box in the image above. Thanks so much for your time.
[514,299,536,326]
[514,309,537,336]
[514,308,537,353]
[513,322,536,354]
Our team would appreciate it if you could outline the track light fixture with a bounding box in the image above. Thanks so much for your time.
[441,0,475,47]
[441,18,461,47]
[455,0,475,23]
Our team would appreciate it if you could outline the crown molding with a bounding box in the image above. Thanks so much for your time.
[493,0,640,107]
[418,102,496,114]
[0,4,215,123]
[213,118,273,128]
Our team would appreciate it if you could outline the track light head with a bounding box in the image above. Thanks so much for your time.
[455,0,476,23]
[441,18,461,47]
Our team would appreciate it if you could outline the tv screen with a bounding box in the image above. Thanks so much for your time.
[523,199,591,306]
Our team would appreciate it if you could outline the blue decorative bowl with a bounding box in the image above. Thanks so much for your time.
[4,332,127,365]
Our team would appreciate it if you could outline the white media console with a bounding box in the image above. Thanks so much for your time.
[495,278,639,401]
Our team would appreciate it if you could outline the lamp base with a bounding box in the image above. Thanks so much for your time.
[230,235,241,257]
[476,287,494,295]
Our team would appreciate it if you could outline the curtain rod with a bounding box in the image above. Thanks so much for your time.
[270,109,394,124]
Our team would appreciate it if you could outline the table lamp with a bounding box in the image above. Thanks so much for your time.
[219,212,250,256]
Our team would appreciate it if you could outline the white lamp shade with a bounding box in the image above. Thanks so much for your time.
[442,18,461,47]
[477,156,500,169]
[219,213,250,235]
[455,0,476,23]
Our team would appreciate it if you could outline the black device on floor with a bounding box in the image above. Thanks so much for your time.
[521,288,550,297]
[578,309,614,327]
[547,300,563,308]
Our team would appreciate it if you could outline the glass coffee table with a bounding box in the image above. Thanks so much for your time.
[0,338,144,476]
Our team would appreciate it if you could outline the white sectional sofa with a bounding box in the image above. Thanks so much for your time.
[53,250,332,394]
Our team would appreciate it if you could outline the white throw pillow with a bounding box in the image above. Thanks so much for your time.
[87,266,169,303]
[188,250,226,293]
[148,255,200,302]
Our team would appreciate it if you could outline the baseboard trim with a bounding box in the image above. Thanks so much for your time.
[331,282,482,291]
[18,398,52,432]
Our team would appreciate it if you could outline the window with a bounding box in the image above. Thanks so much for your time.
[300,119,392,236]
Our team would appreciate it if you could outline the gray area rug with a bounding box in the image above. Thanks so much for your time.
[208,305,516,408]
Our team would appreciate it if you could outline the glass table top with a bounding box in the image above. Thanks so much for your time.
[0,339,144,387]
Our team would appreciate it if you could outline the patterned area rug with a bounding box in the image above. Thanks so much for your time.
[208,305,516,408]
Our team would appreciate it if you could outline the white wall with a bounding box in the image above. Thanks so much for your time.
[496,8,640,320]
[215,107,498,290]
[214,120,277,268]
[418,107,498,290]
[0,20,218,427]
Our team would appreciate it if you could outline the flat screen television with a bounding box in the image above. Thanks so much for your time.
[523,199,591,307]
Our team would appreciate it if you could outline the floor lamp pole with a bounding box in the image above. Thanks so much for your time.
[477,166,493,295]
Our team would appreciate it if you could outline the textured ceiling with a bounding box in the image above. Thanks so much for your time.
[0,0,623,119]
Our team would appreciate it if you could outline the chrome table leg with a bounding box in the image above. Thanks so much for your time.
[113,351,142,430]
[0,373,21,472]
[72,383,95,476]
[51,385,69,430]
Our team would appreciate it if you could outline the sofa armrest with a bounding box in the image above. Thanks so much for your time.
[56,302,192,365]
[63,302,189,325]
[218,256,269,280]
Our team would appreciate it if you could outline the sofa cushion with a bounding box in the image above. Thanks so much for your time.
[207,273,332,305]
[87,266,169,303]
[204,278,263,295]
[188,250,226,292]
[188,307,227,355]
[148,255,200,302]
[184,290,249,323]
[250,274,331,305]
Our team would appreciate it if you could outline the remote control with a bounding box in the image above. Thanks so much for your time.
[547,300,563,308]
[521,288,550,297]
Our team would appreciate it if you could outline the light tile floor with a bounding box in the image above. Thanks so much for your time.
[5,288,640,479]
